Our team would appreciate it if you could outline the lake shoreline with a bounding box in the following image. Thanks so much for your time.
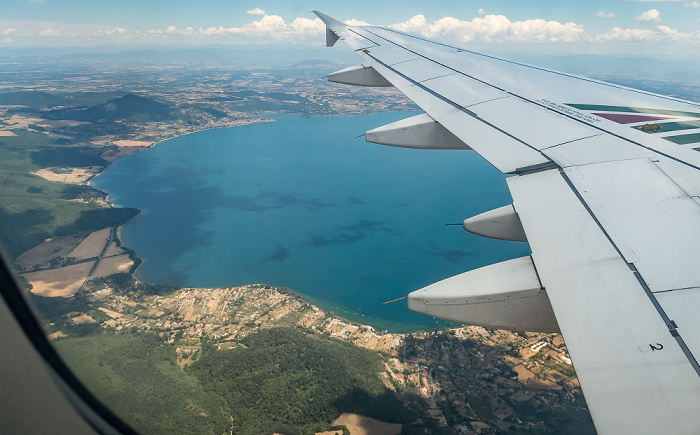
[88,113,444,334]
[91,112,525,331]
[91,116,277,259]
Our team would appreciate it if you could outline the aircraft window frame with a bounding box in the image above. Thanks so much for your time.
[0,250,138,435]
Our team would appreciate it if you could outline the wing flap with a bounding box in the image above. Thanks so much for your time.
[340,29,379,51]
[656,289,700,364]
[544,134,654,167]
[563,158,700,292]
[358,44,418,65]
[387,58,455,83]
[466,96,601,150]
[421,73,507,107]
[508,169,700,434]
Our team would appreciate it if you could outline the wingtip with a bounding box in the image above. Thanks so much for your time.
[312,11,346,29]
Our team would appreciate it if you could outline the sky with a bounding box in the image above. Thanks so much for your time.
[1,0,699,57]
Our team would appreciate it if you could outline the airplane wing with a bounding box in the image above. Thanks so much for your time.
[314,11,700,434]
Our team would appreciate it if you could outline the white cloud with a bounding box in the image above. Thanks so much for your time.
[199,26,226,36]
[636,9,662,21]
[596,26,657,41]
[199,15,324,41]
[478,8,486,15]
[512,19,585,42]
[94,27,128,37]
[389,14,428,34]
[344,19,371,26]
[627,0,677,2]
[595,24,696,42]
[1,11,698,53]
[233,14,285,35]
[145,25,195,36]
[389,13,698,47]
[0,20,108,42]
[656,25,675,33]
[390,14,584,43]
[291,17,325,35]
[685,1,700,6]
[597,11,616,18]
[246,8,265,15]
[39,28,62,36]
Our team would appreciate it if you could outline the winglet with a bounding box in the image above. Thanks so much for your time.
[313,11,346,29]
[313,11,346,47]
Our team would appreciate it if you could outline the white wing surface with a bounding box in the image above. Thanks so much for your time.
[314,11,700,434]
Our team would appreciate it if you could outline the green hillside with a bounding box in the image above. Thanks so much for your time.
[0,90,65,107]
[53,93,177,123]
[190,328,414,434]
[54,327,413,435]
[0,128,137,259]
[0,91,168,259]
[55,333,231,435]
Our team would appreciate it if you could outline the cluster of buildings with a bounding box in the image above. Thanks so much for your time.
[60,282,592,433]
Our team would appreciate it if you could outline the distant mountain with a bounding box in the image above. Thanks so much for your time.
[64,93,176,123]
[290,59,338,68]
[0,91,65,107]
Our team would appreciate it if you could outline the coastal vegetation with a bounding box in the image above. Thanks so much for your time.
[55,332,232,435]
[90,272,180,296]
[191,327,413,434]
[0,92,155,259]
[54,327,413,435]
[40,281,594,434]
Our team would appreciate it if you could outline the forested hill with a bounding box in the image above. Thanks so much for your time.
[189,327,414,434]
[49,93,177,123]
[0,90,64,107]
[80,93,175,122]
[55,327,424,435]
[0,90,173,260]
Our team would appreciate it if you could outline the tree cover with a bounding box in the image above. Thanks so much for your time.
[89,272,180,295]
[0,126,138,259]
[54,327,415,435]
[190,327,414,434]
[55,332,231,435]
[0,90,176,259]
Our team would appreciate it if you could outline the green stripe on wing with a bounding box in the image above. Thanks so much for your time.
[567,104,700,119]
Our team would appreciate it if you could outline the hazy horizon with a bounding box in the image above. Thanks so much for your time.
[1,1,699,59]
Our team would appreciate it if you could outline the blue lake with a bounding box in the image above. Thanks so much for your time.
[93,112,530,331]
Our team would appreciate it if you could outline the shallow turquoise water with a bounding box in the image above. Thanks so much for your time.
[93,112,530,331]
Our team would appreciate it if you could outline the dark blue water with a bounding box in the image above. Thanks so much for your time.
[93,113,530,331]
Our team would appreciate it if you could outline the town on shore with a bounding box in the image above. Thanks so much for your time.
[51,278,590,434]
